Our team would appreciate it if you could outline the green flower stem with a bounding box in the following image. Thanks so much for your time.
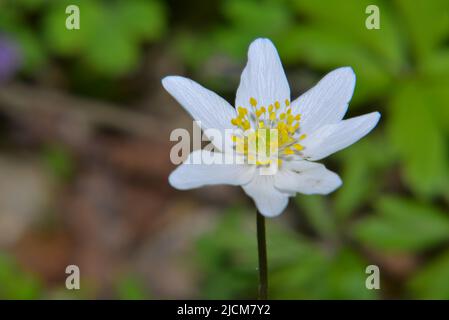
[256,210,268,299]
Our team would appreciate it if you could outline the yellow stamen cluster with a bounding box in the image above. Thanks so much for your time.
[230,97,306,167]
[231,106,251,130]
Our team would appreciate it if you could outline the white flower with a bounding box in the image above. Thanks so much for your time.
[162,38,380,217]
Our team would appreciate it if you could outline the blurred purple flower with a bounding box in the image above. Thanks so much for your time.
[0,35,21,83]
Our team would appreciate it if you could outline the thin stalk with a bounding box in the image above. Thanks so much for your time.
[256,210,268,299]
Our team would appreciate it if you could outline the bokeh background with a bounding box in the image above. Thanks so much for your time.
[0,0,448,299]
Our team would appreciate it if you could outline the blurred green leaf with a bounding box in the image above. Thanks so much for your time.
[269,245,328,299]
[395,0,449,62]
[14,28,46,72]
[196,207,257,299]
[326,249,376,299]
[197,207,377,299]
[175,0,294,67]
[10,0,44,11]
[223,0,293,38]
[196,206,322,298]
[334,137,393,221]
[425,80,449,135]
[115,275,150,300]
[271,249,376,299]
[282,0,402,102]
[42,0,166,76]
[388,82,448,197]
[0,253,42,299]
[290,0,403,68]
[335,160,374,221]
[84,20,139,76]
[174,31,217,69]
[212,0,294,59]
[421,49,449,79]
[43,0,103,56]
[116,0,166,42]
[409,251,449,299]
[294,195,337,238]
[353,196,449,252]
[278,26,393,102]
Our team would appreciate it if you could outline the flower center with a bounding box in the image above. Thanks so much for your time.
[230,97,306,167]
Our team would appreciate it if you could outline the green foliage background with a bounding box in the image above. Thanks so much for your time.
[1,0,449,299]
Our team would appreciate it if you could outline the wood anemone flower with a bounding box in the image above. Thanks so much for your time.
[163,38,380,218]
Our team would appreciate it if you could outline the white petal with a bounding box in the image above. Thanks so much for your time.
[169,150,255,190]
[242,174,289,217]
[291,67,356,134]
[274,160,342,195]
[301,112,381,161]
[235,38,290,111]
[162,76,236,150]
